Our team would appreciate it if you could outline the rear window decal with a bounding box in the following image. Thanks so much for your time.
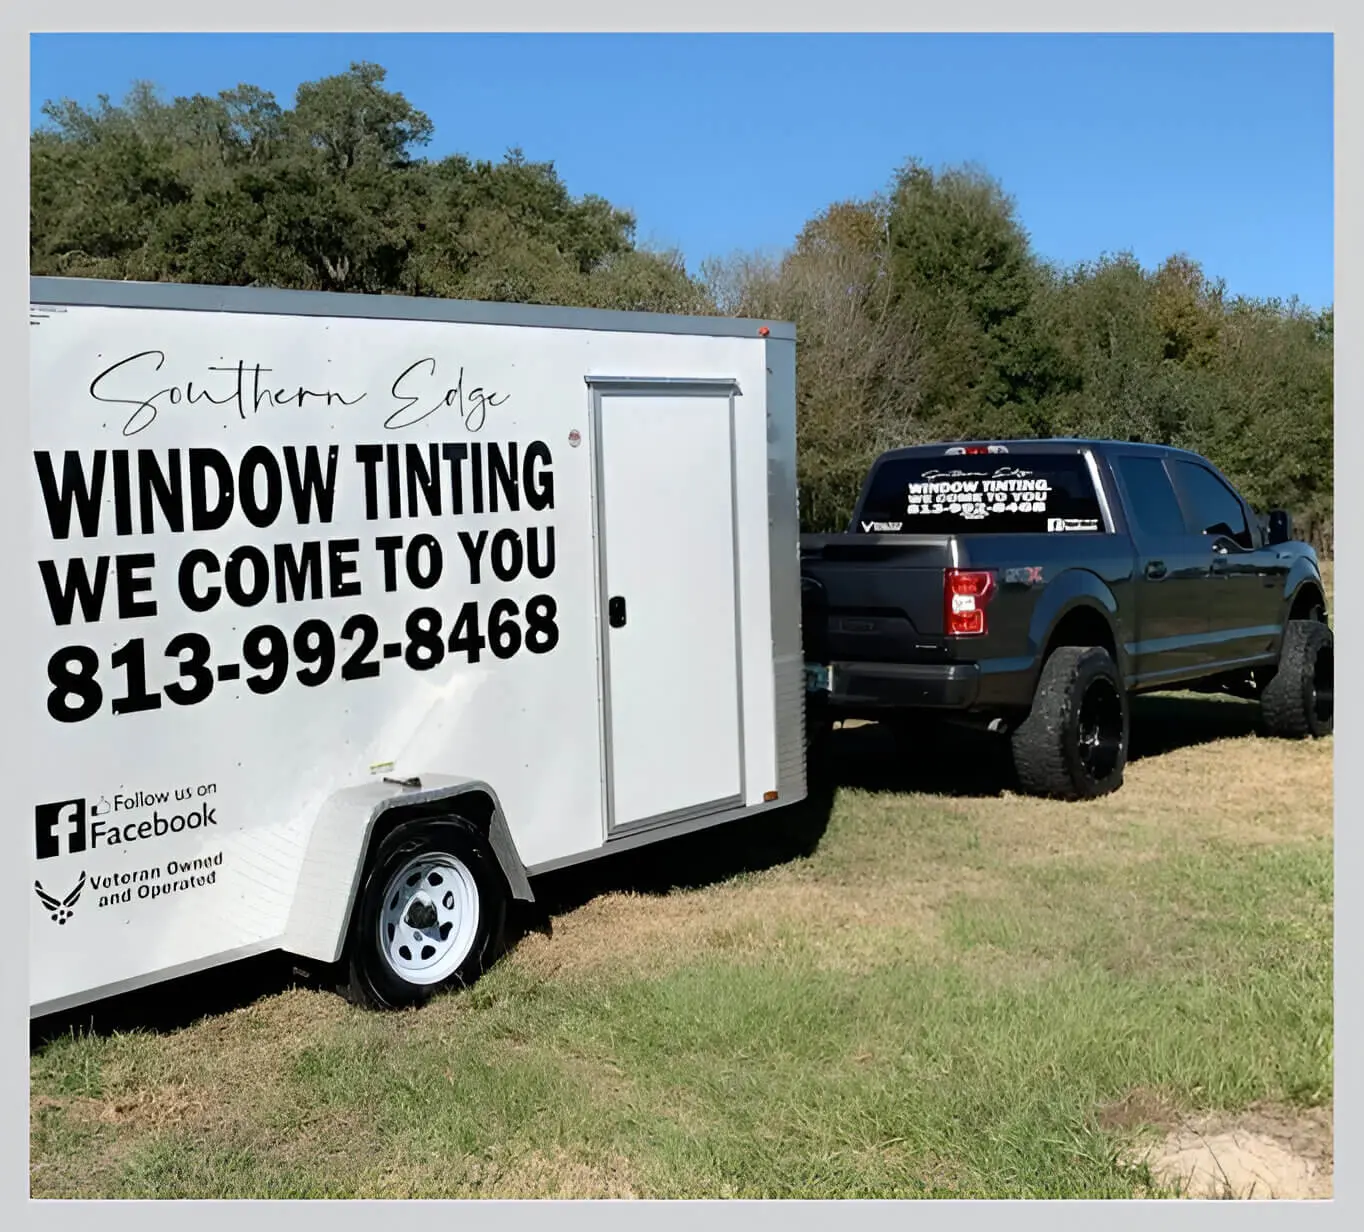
[904,465,1053,522]
[857,453,1103,535]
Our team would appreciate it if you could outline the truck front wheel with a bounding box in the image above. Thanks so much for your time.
[1261,619,1333,739]
[341,815,510,1010]
[1011,645,1129,800]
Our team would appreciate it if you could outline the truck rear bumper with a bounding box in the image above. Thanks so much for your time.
[815,660,982,710]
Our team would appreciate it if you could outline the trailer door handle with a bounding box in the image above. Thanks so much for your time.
[1145,561,1167,580]
[608,596,628,628]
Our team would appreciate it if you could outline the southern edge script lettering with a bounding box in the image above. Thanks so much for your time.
[88,352,510,438]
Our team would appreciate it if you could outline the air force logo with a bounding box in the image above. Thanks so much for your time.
[34,871,85,925]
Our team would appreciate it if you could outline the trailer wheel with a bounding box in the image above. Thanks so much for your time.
[1010,645,1129,801]
[341,815,510,1010]
[1261,619,1333,739]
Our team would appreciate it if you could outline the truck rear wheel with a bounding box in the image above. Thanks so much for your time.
[341,815,510,1011]
[1261,619,1333,739]
[1011,645,1129,800]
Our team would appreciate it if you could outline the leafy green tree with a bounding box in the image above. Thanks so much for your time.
[706,156,1332,546]
[884,160,1062,440]
[705,198,924,530]
[30,64,706,313]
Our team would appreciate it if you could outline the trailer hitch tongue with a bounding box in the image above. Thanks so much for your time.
[405,898,439,930]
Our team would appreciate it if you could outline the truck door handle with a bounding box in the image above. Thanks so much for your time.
[608,596,627,628]
[1145,561,1167,580]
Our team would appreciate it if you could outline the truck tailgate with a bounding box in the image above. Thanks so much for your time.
[800,534,955,663]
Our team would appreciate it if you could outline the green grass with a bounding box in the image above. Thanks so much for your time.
[30,699,1332,1199]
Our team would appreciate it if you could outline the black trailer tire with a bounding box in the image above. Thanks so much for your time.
[341,814,510,1011]
[1261,619,1333,739]
[1010,645,1129,800]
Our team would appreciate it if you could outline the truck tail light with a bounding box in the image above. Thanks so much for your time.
[944,569,996,636]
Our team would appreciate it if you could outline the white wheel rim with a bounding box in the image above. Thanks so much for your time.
[376,853,481,986]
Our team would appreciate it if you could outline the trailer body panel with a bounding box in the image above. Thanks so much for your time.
[28,278,803,1015]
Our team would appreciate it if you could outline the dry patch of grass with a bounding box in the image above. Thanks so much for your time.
[30,989,368,1197]
[508,701,1330,986]
[460,1147,638,1200]
[511,874,986,981]
[350,1144,639,1200]
[943,730,1333,862]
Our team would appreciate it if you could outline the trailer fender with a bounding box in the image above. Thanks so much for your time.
[283,774,533,966]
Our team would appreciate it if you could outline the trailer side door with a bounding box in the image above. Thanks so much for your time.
[591,381,745,833]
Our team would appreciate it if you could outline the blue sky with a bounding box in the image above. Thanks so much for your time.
[30,32,1334,309]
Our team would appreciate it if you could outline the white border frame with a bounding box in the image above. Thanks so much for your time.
[6,11,1353,1232]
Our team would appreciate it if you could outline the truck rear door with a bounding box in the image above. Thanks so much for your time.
[1107,451,1214,684]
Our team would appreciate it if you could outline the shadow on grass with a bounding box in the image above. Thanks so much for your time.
[812,691,1266,801]
[524,778,839,923]
[1127,691,1263,759]
[816,720,1013,799]
[30,952,305,1052]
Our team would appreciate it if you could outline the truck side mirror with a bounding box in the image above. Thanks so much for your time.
[1267,509,1293,546]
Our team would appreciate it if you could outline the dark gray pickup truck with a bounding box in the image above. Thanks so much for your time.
[800,439,1332,799]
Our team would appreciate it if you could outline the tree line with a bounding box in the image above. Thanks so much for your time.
[31,62,1333,551]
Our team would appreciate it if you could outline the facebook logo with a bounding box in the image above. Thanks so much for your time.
[35,799,87,860]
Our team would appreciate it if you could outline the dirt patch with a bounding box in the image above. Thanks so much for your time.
[1097,1086,1182,1132]
[1120,1103,1333,1199]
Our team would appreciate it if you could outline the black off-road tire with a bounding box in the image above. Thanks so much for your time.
[1010,645,1129,801]
[340,814,511,1011]
[1261,619,1333,739]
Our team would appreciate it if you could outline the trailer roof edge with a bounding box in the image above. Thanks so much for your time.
[29,276,798,342]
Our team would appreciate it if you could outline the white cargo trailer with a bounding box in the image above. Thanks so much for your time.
[27,277,805,1014]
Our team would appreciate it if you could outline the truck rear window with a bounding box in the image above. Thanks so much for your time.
[856,451,1105,534]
